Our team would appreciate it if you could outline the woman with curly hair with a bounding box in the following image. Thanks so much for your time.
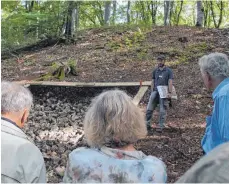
[63,89,167,183]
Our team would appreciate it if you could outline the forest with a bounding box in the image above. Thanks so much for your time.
[1,1,229,183]
[2,0,229,52]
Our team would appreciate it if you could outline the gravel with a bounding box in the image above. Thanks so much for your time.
[22,85,138,182]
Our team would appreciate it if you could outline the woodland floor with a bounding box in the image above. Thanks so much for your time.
[2,26,229,182]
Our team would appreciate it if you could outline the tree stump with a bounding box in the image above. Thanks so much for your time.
[36,60,78,81]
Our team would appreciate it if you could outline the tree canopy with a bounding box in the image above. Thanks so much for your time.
[2,0,229,51]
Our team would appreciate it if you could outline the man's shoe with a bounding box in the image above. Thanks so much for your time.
[156,125,164,133]
[147,125,152,131]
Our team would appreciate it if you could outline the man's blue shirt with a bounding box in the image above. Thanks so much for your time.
[202,78,229,153]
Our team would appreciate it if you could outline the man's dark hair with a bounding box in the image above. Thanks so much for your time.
[157,55,166,61]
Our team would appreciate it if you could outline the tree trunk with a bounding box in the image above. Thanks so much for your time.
[127,1,131,23]
[71,8,76,36]
[25,1,28,10]
[207,4,211,27]
[140,1,146,22]
[151,1,158,25]
[71,2,79,37]
[216,1,224,28]
[75,3,79,31]
[210,1,217,28]
[176,0,183,25]
[196,1,204,27]
[94,2,104,26]
[36,16,39,39]
[104,1,111,25]
[112,0,117,24]
[169,1,174,25]
[29,1,34,12]
[65,1,74,40]
[35,2,39,39]
[164,1,171,26]
[203,1,209,27]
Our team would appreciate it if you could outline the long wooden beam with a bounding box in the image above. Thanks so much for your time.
[14,80,151,87]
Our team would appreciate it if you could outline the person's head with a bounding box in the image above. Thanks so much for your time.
[83,89,147,148]
[199,53,229,90]
[1,81,33,128]
[157,55,166,68]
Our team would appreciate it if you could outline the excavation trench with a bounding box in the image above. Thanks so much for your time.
[25,85,140,182]
[22,84,204,183]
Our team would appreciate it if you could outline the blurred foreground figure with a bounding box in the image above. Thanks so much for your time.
[176,142,229,183]
[198,53,229,154]
[1,81,46,183]
[63,89,167,183]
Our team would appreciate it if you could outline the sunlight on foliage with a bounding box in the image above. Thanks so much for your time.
[1,0,229,52]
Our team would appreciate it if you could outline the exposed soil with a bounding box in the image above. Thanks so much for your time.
[2,26,229,182]
[2,26,229,83]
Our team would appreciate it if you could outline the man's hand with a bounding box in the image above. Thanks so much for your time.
[167,92,172,98]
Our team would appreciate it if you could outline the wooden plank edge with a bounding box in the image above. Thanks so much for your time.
[14,80,152,87]
[133,86,149,106]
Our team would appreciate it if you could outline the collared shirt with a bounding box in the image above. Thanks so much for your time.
[1,117,21,129]
[152,67,173,91]
[201,77,229,154]
[1,118,46,183]
[63,146,167,183]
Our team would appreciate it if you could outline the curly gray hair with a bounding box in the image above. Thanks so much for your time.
[1,81,33,114]
[199,52,229,79]
[83,89,147,148]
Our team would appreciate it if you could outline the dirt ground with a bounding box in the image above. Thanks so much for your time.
[2,26,229,182]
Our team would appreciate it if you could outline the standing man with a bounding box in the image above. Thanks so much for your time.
[1,81,46,183]
[146,55,174,132]
[199,53,229,154]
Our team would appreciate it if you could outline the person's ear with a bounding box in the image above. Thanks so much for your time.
[21,109,29,127]
[206,72,212,88]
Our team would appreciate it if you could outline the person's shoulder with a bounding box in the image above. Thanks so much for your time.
[69,147,97,157]
[152,68,157,72]
[218,82,229,97]
[17,141,44,160]
[2,129,40,154]
[68,147,100,166]
[143,155,166,169]
[70,146,91,153]
[166,67,173,72]
[207,142,229,158]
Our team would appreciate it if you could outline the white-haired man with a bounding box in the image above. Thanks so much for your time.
[199,53,229,154]
[1,81,46,183]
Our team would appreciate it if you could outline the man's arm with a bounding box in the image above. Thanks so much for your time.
[151,70,156,91]
[18,143,47,183]
[215,96,229,142]
[168,69,174,97]
[168,79,173,93]
[36,163,47,183]
[151,79,154,91]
